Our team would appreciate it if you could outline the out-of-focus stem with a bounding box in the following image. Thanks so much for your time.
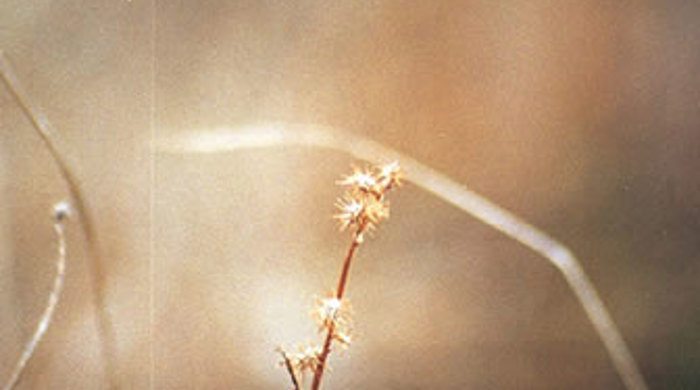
[3,217,67,390]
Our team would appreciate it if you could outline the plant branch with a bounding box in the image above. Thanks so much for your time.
[278,348,301,390]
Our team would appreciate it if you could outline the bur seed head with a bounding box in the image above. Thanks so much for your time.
[334,161,402,236]
[52,201,72,222]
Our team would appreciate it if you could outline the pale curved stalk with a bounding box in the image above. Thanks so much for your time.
[0,51,117,389]
[157,123,649,390]
[3,216,67,390]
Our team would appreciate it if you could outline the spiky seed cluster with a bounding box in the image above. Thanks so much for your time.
[334,161,402,237]
[312,296,353,347]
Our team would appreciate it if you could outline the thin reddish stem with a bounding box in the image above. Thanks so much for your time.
[311,223,366,390]
[279,349,301,390]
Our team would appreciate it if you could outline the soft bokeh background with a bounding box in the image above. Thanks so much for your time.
[1,1,699,389]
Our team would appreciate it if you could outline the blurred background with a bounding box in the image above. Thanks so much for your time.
[1,1,699,389]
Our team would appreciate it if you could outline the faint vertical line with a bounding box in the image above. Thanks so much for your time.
[149,0,157,389]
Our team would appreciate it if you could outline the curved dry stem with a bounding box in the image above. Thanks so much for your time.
[3,208,68,390]
[158,123,649,390]
[0,51,118,389]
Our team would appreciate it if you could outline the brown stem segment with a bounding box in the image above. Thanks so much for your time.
[279,349,300,390]
[311,224,366,390]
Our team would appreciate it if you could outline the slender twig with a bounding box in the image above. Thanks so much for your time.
[278,348,301,390]
[3,203,69,390]
[158,123,649,390]
[0,51,118,389]
[312,225,366,390]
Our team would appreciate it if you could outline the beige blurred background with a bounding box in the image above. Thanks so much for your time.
[1,1,699,389]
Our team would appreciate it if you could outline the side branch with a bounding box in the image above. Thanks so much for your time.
[277,348,301,390]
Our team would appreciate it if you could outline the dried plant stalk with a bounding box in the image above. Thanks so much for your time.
[307,163,401,390]
[158,123,649,390]
[274,162,400,390]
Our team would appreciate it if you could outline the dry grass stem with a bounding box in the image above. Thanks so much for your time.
[158,123,649,390]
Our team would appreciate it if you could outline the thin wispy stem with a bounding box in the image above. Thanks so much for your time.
[158,123,649,390]
[2,203,69,390]
[277,348,301,390]
[0,51,118,389]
